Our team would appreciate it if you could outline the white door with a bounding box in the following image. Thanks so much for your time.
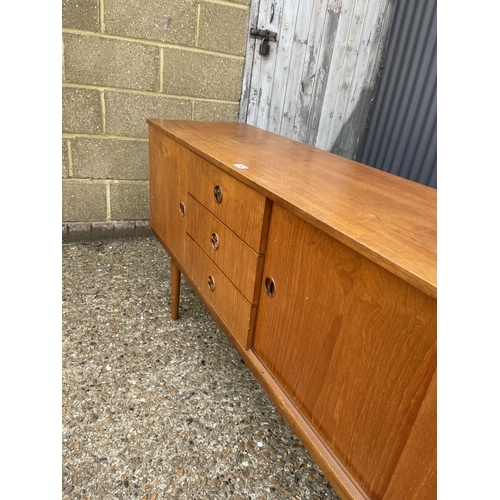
[239,0,395,160]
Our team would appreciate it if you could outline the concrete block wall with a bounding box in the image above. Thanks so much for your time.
[62,0,250,241]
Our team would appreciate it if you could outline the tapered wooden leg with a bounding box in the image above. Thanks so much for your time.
[171,261,181,320]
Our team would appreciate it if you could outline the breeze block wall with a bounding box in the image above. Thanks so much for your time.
[62,0,250,242]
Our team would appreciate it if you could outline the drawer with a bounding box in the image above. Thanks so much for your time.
[188,152,270,252]
[185,235,256,350]
[187,195,264,304]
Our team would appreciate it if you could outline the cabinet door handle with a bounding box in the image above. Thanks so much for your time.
[179,202,186,216]
[210,232,220,250]
[264,276,276,297]
[214,185,223,204]
[207,275,216,291]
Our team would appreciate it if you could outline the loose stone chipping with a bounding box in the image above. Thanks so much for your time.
[62,237,341,499]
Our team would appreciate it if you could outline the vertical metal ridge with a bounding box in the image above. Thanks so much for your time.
[378,0,427,173]
[401,42,436,181]
[389,0,436,178]
[361,0,437,188]
[363,0,417,168]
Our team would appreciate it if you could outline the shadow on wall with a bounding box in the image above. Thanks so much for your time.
[330,85,375,163]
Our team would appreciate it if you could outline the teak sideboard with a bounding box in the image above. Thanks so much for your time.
[147,120,437,500]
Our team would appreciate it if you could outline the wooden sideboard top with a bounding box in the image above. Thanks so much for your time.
[147,119,437,298]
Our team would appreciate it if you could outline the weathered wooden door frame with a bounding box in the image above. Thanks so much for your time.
[239,0,395,159]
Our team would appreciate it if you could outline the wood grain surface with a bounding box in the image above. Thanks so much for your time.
[252,204,437,499]
[187,196,264,304]
[383,370,437,499]
[148,127,188,264]
[147,121,437,500]
[188,149,271,253]
[170,261,181,320]
[185,235,256,350]
[147,120,436,298]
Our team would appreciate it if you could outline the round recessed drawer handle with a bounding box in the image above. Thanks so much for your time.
[264,277,276,298]
[207,275,216,292]
[214,185,223,204]
[210,232,220,250]
[179,202,186,217]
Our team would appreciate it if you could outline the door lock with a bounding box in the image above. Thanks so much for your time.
[250,27,277,56]
[260,39,270,56]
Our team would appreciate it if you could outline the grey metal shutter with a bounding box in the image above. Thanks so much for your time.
[360,0,437,188]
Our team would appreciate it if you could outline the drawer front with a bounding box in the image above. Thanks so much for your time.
[187,195,264,304]
[188,153,269,252]
[185,235,256,350]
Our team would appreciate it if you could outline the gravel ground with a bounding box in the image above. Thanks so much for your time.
[62,237,341,500]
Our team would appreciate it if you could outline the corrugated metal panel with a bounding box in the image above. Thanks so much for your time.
[360,0,437,188]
